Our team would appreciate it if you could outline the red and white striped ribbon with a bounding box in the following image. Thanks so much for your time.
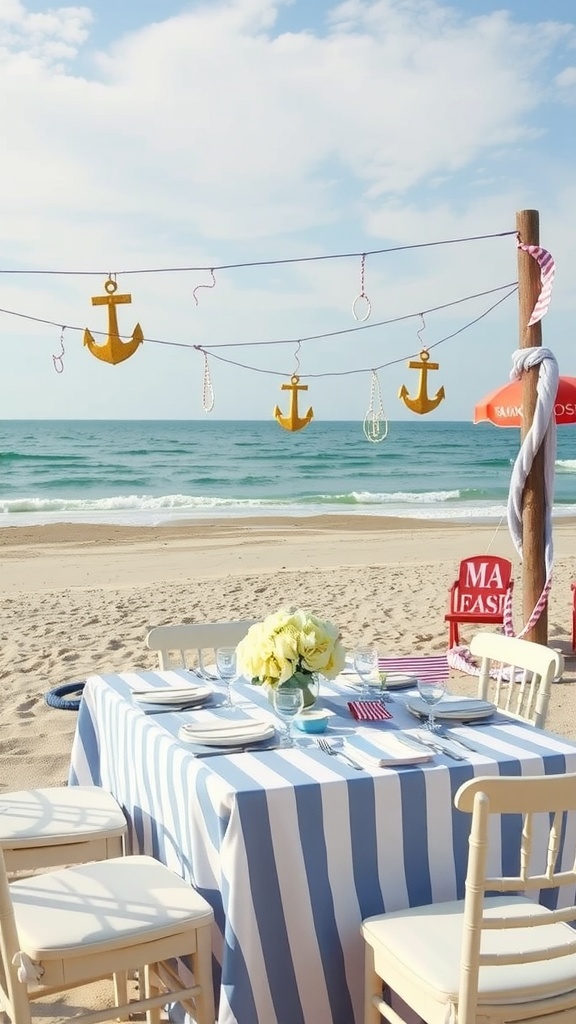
[502,576,553,639]
[516,240,555,326]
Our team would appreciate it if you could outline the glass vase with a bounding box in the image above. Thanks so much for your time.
[281,670,319,709]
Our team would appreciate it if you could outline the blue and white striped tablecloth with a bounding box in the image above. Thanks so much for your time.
[69,669,576,1024]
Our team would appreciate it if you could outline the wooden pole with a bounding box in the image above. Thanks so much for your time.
[516,209,547,644]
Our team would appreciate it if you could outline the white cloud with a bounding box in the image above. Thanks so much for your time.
[0,0,91,67]
[0,0,573,253]
[0,0,574,419]
[555,64,576,103]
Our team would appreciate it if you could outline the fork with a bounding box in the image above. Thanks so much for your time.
[317,737,364,770]
[433,726,478,752]
[189,668,219,682]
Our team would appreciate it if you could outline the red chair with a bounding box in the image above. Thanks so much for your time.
[571,582,576,651]
[445,554,514,648]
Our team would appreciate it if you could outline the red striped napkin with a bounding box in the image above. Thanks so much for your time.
[347,700,393,721]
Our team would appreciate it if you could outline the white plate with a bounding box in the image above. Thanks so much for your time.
[134,685,212,705]
[179,718,275,747]
[382,673,418,690]
[407,698,496,721]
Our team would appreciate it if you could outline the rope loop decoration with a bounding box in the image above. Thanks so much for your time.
[292,339,303,377]
[363,370,388,442]
[192,268,216,307]
[416,312,427,348]
[506,346,557,637]
[52,326,66,373]
[352,253,371,322]
[44,679,85,710]
[449,349,557,678]
[201,352,214,412]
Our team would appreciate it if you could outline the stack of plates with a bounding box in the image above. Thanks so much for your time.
[407,697,496,722]
[132,684,213,709]
[341,670,417,690]
[179,718,275,747]
[382,673,418,691]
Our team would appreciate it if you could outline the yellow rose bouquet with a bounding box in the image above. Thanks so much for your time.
[236,607,346,707]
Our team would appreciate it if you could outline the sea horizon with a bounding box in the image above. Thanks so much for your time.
[1,418,575,528]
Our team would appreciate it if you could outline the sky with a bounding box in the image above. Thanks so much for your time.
[0,0,574,421]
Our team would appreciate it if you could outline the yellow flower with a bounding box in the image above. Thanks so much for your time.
[236,607,346,687]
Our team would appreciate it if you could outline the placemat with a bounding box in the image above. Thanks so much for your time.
[378,654,449,682]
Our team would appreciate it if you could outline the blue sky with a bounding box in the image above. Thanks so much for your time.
[0,0,574,420]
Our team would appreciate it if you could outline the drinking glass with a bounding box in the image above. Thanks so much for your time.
[216,646,238,708]
[352,645,379,699]
[272,686,305,747]
[417,677,447,731]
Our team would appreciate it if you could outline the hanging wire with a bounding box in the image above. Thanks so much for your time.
[352,254,371,322]
[52,327,66,373]
[363,371,388,443]
[0,229,518,277]
[0,281,518,377]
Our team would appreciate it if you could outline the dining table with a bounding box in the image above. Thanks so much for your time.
[69,667,576,1024]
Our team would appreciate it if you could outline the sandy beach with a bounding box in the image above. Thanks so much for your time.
[2,514,576,793]
[2,513,576,1023]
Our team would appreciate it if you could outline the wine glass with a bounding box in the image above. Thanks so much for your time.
[417,677,447,731]
[216,646,238,708]
[272,686,305,747]
[352,645,379,700]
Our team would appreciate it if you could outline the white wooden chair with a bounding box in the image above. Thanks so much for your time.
[0,785,127,874]
[362,772,576,1024]
[146,620,256,672]
[0,845,215,1024]
[470,631,561,728]
[0,787,129,1010]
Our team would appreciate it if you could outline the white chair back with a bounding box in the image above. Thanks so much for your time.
[146,620,257,671]
[454,773,576,1024]
[362,772,576,1024]
[470,631,560,728]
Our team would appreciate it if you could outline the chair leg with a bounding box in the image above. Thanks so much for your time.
[449,620,459,648]
[113,972,129,1020]
[143,963,162,1024]
[364,945,384,1024]
[190,925,216,1024]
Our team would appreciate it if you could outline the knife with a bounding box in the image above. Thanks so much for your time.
[438,731,478,752]
[414,736,467,761]
[143,702,209,714]
[192,744,281,757]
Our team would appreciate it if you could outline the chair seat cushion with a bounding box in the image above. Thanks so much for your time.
[11,855,214,958]
[362,895,576,1007]
[0,787,127,848]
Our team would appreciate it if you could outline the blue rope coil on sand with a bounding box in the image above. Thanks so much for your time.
[44,680,85,711]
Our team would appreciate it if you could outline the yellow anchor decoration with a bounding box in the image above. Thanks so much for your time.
[274,374,314,432]
[398,349,445,415]
[83,278,144,365]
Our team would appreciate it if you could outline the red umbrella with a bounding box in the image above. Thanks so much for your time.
[474,376,576,427]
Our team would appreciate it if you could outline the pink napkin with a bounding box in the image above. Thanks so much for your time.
[347,700,393,722]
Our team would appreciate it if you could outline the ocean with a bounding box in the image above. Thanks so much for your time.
[1,419,575,527]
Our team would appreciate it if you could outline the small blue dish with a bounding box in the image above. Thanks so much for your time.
[295,709,330,734]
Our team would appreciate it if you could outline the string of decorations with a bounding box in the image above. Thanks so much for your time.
[0,280,517,355]
[0,229,546,435]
